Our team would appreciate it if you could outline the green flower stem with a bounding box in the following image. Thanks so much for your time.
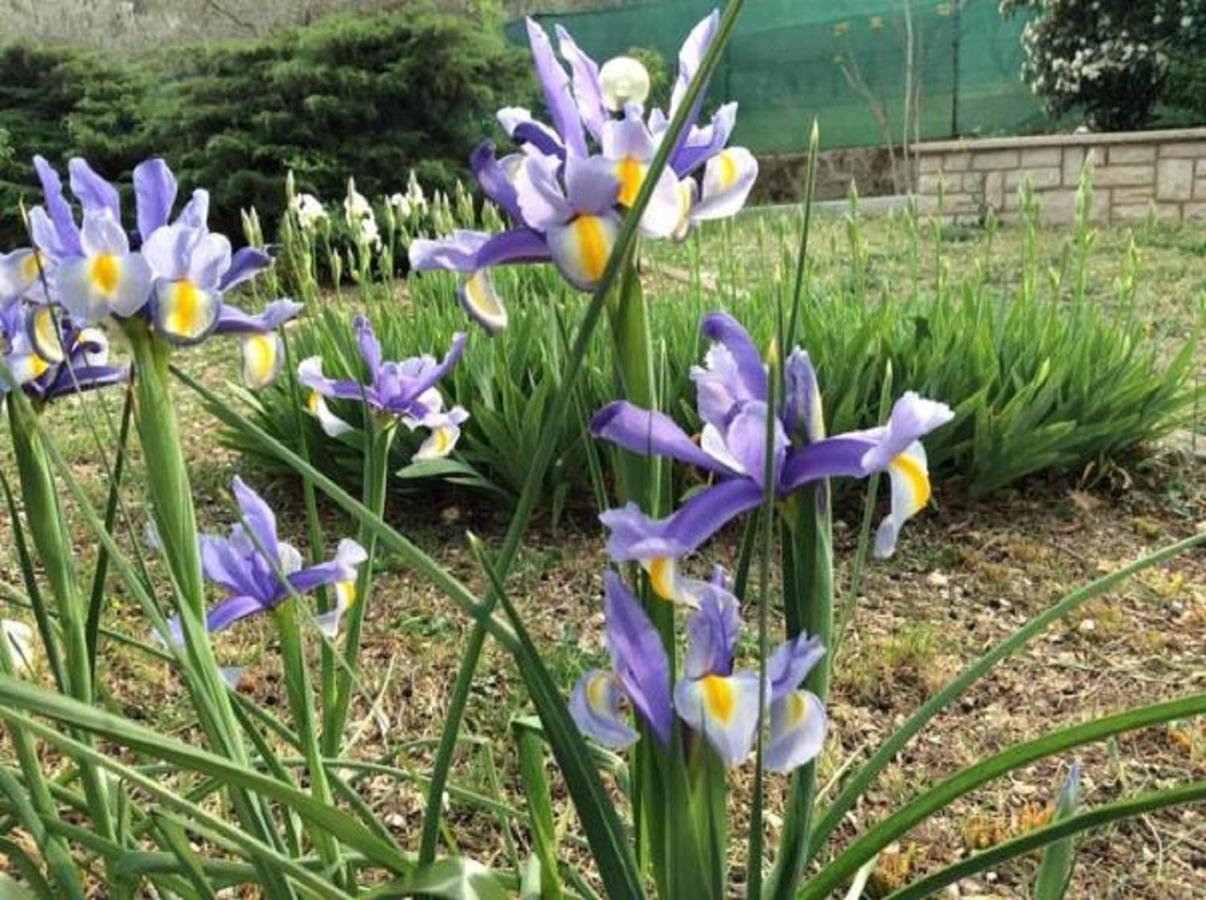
[124,324,297,897]
[6,397,117,860]
[766,484,834,900]
[323,416,395,756]
[274,600,340,872]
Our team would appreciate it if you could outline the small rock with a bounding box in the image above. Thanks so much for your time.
[986,871,998,884]
[385,813,406,828]
[1078,619,1097,634]
[927,571,950,588]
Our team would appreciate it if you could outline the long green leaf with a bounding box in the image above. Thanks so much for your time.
[884,779,1206,900]
[1033,764,1081,900]
[365,858,507,900]
[808,531,1206,858]
[467,535,643,900]
[0,676,410,875]
[797,693,1206,899]
[512,720,564,900]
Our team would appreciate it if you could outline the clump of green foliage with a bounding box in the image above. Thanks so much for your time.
[0,5,527,243]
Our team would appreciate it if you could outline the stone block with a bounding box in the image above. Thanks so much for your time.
[1035,189,1076,223]
[1108,144,1156,164]
[918,154,943,174]
[1195,178,1206,200]
[1184,203,1206,221]
[1063,146,1104,185]
[1156,159,1194,200]
[960,171,986,192]
[943,152,971,172]
[1094,164,1154,187]
[1112,202,1181,222]
[971,149,1020,170]
[984,170,1005,208]
[1020,147,1061,167]
[1005,167,1061,190]
[1111,187,1156,204]
[1197,158,1206,176]
[1159,141,1206,158]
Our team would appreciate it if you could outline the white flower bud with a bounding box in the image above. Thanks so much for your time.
[599,56,651,112]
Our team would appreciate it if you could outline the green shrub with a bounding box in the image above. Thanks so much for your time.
[226,210,1201,510]
[0,5,528,244]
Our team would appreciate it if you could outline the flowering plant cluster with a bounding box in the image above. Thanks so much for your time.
[409,12,759,333]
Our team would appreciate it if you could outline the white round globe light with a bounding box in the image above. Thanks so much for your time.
[599,56,651,112]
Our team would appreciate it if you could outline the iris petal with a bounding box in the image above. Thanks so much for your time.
[570,669,640,749]
[153,279,221,344]
[240,332,283,389]
[674,670,764,768]
[765,689,827,772]
[456,270,508,334]
[546,212,619,290]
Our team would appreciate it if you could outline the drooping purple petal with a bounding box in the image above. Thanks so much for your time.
[470,142,522,222]
[590,400,734,475]
[600,477,764,562]
[603,572,673,745]
[297,356,373,402]
[859,392,955,473]
[218,247,272,291]
[41,363,127,401]
[287,539,367,595]
[395,332,466,408]
[666,11,720,164]
[672,102,738,176]
[779,436,873,493]
[199,534,262,598]
[524,17,588,157]
[409,230,491,272]
[497,107,565,158]
[133,157,178,242]
[570,669,640,748]
[215,298,302,334]
[203,594,271,634]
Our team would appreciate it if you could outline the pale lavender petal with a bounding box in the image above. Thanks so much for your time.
[589,400,734,475]
[409,230,491,272]
[231,477,280,566]
[601,109,655,163]
[68,158,120,220]
[699,312,767,404]
[683,585,740,679]
[497,107,565,158]
[672,102,737,175]
[555,25,607,139]
[670,10,719,118]
[782,348,824,444]
[779,436,874,493]
[200,534,260,597]
[514,155,573,230]
[297,356,369,402]
[79,208,129,257]
[354,315,383,379]
[204,594,270,633]
[399,332,466,405]
[175,189,209,229]
[859,392,954,473]
[674,669,763,768]
[133,157,178,242]
[569,669,640,749]
[767,633,825,702]
[603,572,672,745]
[564,154,620,216]
[524,17,587,157]
[287,539,367,595]
[187,232,232,291]
[32,156,82,258]
[765,690,827,773]
[722,402,787,489]
[140,224,198,281]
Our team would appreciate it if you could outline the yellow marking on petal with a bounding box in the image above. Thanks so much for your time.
[32,307,62,360]
[586,672,611,711]
[890,451,930,515]
[785,691,809,728]
[28,355,49,379]
[21,251,42,282]
[646,556,677,602]
[336,580,356,609]
[700,674,735,723]
[615,156,644,207]
[89,254,120,296]
[163,280,204,336]
[716,151,738,190]
[242,333,277,384]
[431,426,452,455]
[306,390,321,414]
[571,215,610,283]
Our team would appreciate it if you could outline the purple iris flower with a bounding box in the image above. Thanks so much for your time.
[409,10,757,334]
[166,477,367,644]
[298,315,469,460]
[24,156,291,388]
[591,312,953,602]
[0,302,126,403]
[571,566,827,771]
[569,571,674,748]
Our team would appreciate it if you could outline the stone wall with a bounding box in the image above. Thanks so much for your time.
[915,128,1206,225]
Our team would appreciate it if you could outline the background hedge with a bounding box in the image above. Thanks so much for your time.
[0,4,528,244]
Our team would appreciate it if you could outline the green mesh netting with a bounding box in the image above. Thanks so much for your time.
[506,0,1049,153]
